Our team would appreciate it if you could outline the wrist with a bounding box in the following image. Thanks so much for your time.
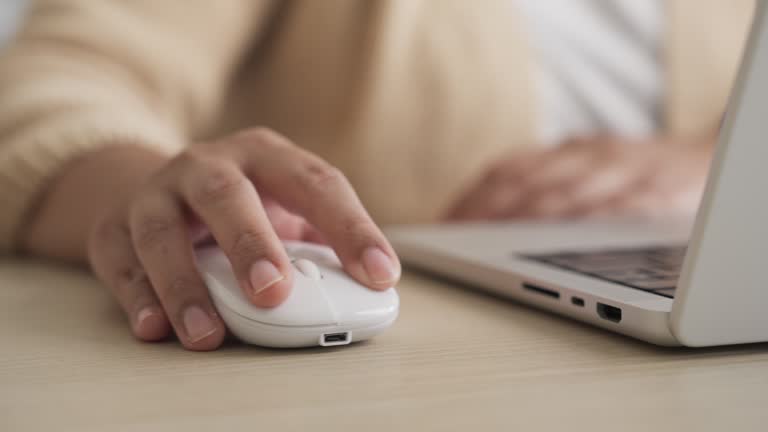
[19,145,171,262]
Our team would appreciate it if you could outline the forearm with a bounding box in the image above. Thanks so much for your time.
[18,146,170,263]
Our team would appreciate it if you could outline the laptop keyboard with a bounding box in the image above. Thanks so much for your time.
[522,246,686,298]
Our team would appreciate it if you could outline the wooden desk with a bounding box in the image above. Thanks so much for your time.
[1,258,767,432]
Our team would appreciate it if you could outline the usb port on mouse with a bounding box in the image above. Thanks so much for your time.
[320,332,350,346]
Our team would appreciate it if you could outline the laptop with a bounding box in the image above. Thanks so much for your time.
[387,2,768,347]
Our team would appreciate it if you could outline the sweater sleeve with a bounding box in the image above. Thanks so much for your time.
[0,0,274,252]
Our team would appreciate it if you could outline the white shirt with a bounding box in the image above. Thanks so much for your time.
[0,0,26,48]
[516,0,664,145]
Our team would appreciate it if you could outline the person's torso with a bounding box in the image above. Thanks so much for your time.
[213,0,752,224]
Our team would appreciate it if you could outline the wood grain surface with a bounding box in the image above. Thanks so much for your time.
[1,258,767,432]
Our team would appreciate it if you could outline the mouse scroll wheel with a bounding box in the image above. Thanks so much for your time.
[293,258,322,280]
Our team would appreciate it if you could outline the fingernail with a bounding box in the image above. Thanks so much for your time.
[362,247,399,284]
[183,305,217,343]
[250,259,285,295]
[136,307,154,328]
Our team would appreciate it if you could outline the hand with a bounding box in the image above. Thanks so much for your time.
[26,128,401,351]
[447,135,715,221]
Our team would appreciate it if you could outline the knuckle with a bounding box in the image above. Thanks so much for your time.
[488,165,510,185]
[130,207,181,251]
[115,267,153,305]
[294,160,347,194]
[171,148,212,172]
[189,163,246,206]
[88,216,120,250]
[601,142,624,160]
[227,229,272,262]
[115,266,149,290]
[228,127,293,151]
[230,127,292,150]
[161,274,201,306]
[92,259,153,313]
[339,215,377,241]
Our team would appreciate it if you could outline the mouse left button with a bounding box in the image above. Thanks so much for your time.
[293,259,322,280]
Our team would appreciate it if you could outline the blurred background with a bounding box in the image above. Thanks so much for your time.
[0,0,25,47]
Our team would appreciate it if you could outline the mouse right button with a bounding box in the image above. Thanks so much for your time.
[321,268,400,326]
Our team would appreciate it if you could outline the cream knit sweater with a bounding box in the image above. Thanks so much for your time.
[0,0,754,253]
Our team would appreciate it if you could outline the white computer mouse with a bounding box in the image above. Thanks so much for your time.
[196,241,399,348]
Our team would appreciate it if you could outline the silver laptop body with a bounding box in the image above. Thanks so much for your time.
[388,2,768,347]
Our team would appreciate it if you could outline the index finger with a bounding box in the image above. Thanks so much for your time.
[223,129,400,290]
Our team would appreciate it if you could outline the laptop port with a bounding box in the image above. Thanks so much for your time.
[522,283,560,299]
[571,296,585,307]
[597,303,622,323]
[320,332,351,347]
